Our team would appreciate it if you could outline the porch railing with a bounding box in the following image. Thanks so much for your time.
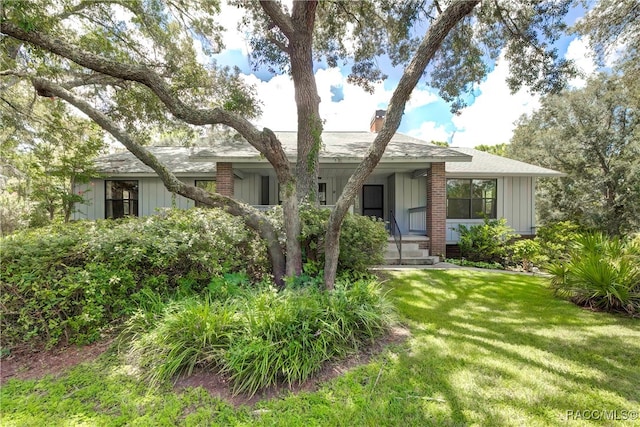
[252,204,337,212]
[408,206,427,233]
[389,210,402,264]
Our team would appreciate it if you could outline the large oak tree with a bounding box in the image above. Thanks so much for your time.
[509,72,640,235]
[1,0,573,288]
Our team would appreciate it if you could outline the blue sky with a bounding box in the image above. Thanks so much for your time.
[209,2,596,148]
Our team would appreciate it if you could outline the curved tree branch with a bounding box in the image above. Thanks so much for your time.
[29,76,287,286]
[2,20,304,281]
[323,0,481,288]
[0,21,291,178]
[259,1,295,39]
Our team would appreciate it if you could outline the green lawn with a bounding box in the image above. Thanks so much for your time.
[2,270,639,426]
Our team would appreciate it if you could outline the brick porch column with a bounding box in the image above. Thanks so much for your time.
[426,162,446,257]
[216,162,234,197]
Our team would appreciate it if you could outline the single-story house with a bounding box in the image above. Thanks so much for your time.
[73,113,563,257]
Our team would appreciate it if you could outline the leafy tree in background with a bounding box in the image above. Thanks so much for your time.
[475,143,508,157]
[0,81,105,230]
[509,72,640,235]
[430,141,450,147]
[573,0,639,70]
[1,0,574,287]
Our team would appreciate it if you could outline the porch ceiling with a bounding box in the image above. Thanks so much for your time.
[233,162,431,179]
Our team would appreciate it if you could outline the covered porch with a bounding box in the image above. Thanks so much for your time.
[218,160,449,257]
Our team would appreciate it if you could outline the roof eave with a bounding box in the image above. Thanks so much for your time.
[446,171,566,177]
[190,155,473,163]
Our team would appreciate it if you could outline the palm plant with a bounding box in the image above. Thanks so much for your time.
[549,233,640,314]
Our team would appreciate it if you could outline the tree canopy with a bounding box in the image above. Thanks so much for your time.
[0,79,105,232]
[475,143,508,157]
[574,0,639,70]
[1,0,576,287]
[509,72,640,235]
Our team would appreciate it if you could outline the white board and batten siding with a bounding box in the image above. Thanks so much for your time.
[446,176,536,243]
[74,174,537,245]
[73,177,200,220]
[387,172,426,235]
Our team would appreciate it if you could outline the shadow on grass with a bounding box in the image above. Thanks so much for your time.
[2,270,638,426]
[247,270,639,426]
[380,270,640,425]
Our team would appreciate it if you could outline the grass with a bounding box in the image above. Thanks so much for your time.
[2,270,639,426]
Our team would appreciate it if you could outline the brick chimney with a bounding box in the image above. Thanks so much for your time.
[370,109,386,133]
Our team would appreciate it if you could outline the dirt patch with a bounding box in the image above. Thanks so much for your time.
[0,326,410,408]
[174,325,411,407]
[0,339,114,384]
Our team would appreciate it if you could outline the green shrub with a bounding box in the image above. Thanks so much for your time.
[510,239,543,271]
[299,205,388,273]
[457,218,519,263]
[124,278,395,396]
[548,232,640,314]
[534,221,584,264]
[222,288,330,395]
[444,258,504,270]
[126,296,241,385]
[0,208,270,349]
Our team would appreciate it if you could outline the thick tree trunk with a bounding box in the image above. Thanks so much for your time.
[323,0,481,289]
[290,36,322,204]
[285,34,321,277]
[280,182,302,278]
[260,0,322,278]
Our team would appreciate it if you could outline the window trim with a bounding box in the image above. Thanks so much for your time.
[446,178,497,220]
[105,180,139,219]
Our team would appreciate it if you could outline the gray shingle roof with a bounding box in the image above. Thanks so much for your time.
[445,147,564,177]
[95,147,215,174]
[192,131,471,162]
[93,135,563,177]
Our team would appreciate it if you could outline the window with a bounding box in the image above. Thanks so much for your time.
[105,180,138,218]
[318,183,327,205]
[260,176,270,205]
[195,180,216,207]
[446,179,497,219]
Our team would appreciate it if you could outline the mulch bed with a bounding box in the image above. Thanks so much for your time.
[1,327,410,407]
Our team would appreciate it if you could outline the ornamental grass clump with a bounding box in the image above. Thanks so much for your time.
[123,278,395,396]
[125,296,242,385]
[548,232,640,315]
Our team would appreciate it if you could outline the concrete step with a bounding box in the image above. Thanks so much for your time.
[385,235,435,265]
[402,256,440,265]
[384,250,427,258]
[382,255,440,266]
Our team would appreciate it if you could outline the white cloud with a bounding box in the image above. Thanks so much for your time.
[564,37,598,88]
[243,73,297,130]
[244,67,439,132]
[406,121,450,143]
[450,56,540,148]
[406,88,439,112]
[218,0,251,54]
[245,68,384,131]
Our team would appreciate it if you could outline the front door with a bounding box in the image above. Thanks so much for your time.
[362,185,384,219]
